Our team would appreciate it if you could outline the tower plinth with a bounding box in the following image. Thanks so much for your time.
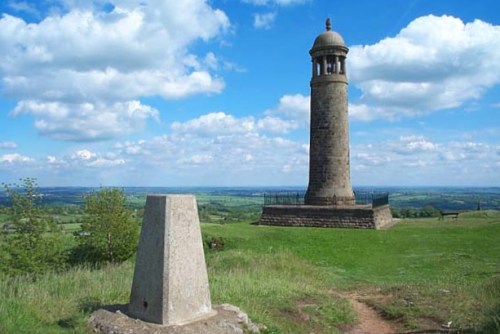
[305,18,355,206]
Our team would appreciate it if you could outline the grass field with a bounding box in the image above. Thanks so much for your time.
[0,211,499,333]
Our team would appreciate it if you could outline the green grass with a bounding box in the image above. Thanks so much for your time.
[53,214,85,224]
[204,211,500,332]
[0,211,499,333]
[0,262,134,334]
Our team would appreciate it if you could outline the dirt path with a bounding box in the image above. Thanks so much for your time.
[338,293,399,334]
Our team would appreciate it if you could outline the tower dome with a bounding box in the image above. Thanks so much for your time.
[311,18,345,50]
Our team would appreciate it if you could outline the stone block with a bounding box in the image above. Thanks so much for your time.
[129,195,215,325]
[259,204,394,229]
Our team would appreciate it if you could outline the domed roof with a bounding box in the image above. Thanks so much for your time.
[312,18,346,49]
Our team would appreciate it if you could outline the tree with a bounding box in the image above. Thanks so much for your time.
[77,188,139,263]
[0,178,66,276]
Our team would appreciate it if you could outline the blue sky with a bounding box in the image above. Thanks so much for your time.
[0,0,499,187]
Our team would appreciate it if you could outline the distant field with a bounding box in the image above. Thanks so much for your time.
[1,210,499,333]
[1,186,498,210]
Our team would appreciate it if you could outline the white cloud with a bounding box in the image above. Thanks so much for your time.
[47,155,67,166]
[87,157,125,167]
[0,153,33,164]
[177,154,213,165]
[112,121,309,185]
[172,112,255,136]
[266,94,310,123]
[392,136,439,155]
[257,116,298,133]
[73,149,96,160]
[13,100,159,141]
[172,111,298,136]
[55,149,126,168]
[354,152,391,166]
[351,136,499,185]
[349,15,500,120]
[253,12,276,30]
[0,0,229,141]
[0,141,17,149]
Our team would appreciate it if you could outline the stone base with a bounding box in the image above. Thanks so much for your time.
[259,204,393,229]
[88,304,264,334]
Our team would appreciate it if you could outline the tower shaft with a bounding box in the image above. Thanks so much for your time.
[305,76,354,205]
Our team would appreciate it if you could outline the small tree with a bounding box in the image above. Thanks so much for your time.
[1,178,66,276]
[78,188,139,263]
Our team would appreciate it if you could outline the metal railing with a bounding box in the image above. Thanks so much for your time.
[263,191,389,207]
[372,193,389,208]
[263,192,305,205]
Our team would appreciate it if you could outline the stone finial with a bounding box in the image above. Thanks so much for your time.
[326,17,331,31]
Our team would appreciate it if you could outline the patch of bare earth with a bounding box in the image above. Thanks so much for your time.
[336,292,400,334]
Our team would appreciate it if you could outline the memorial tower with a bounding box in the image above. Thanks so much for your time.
[305,18,355,206]
[259,18,393,230]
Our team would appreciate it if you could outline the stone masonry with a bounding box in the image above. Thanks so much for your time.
[260,204,393,230]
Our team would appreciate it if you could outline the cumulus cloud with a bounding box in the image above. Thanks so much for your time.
[257,116,298,133]
[87,157,125,167]
[47,155,67,166]
[0,0,229,141]
[171,111,298,136]
[266,94,310,123]
[13,100,159,141]
[111,116,309,185]
[390,135,439,155]
[73,149,97,161]
[0,153,33,164]
[349,15,500,120]
[253,12,276,29]
[172,112,255,136]
[44,148,126,169]
[351,136,499,185]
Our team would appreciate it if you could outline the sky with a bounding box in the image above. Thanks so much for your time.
[0,0,499,187]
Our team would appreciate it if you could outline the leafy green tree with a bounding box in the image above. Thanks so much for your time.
[0,178,66,276]
[419,205,440,218]
[77,188,139,263]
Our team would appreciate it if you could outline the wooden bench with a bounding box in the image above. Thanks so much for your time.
[439,211,460,220]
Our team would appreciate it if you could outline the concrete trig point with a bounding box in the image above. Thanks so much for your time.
[260,18,393,229]
[129,195,216,325]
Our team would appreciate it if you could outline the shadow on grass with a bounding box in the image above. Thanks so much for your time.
[472,306,500,334]
[67,244,105,268]
[56,296,128,330]
[57,317,78,329]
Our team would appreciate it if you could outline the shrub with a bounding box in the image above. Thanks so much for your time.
[0,178,67,277]
[76,188,139,264]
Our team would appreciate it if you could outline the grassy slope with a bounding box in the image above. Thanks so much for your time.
[0,211,499,333]
[203,211,500,332]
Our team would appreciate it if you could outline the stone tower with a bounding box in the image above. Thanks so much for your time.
[305,18,355,206]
